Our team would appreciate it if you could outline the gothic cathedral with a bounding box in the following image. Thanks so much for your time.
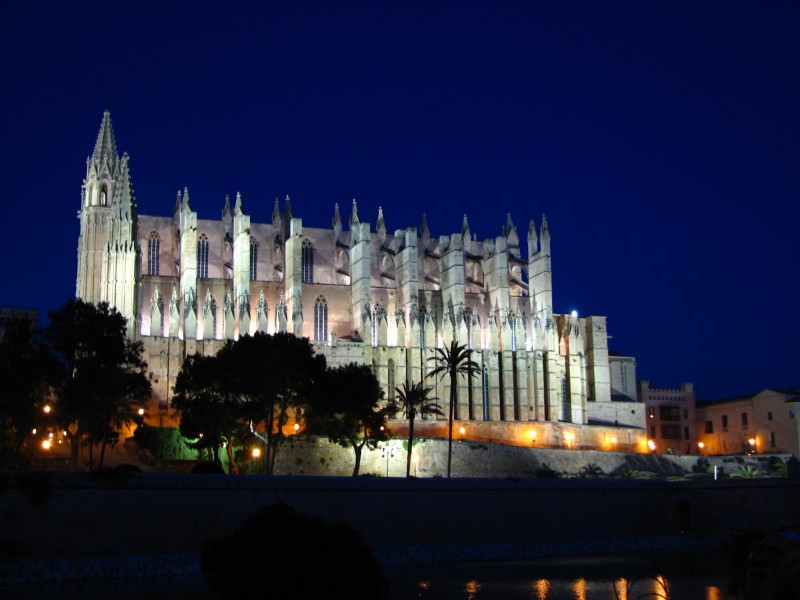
[76,112,644,449]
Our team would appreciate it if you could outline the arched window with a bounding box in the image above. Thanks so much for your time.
[100,185,108,206]
[250,237,258,281]
[314,295,328,341]
[147,231,160,275]
[302,239,314,283]
[198,234,209,279]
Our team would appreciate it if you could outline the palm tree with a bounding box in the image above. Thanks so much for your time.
[427,341,479,477]
[391,382,442,478]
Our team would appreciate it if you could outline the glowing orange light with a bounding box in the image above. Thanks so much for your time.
[42,439,51,450]
[573,577,587,600]
[251,448,261,458]
[459,426,466,436]
[648,439,656,451]
[43,405,51,414]
[138,408,145,416]
[534,579,550,600]
[293,423,300,432]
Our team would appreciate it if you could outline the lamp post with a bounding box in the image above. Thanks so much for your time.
[698,441,705,455]
[565,432,575,449]
[748,438,758,454]
[610,436,617,452]
[381,444,395,477]
[412,454,419,477]
[530,430,537,446]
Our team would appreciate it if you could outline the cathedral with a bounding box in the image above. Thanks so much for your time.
[76,111,644,450]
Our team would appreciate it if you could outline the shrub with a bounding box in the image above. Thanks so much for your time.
[535,463,560,479]
[202,503,387,599]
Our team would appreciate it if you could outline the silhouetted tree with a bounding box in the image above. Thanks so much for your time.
[427,341,479,477]
[310,363,390,476]
[219,332,326,474]
[202,503,387,599]
[0,319,59,467]
[390,382,441,477]
[173,353,249,472]
[45,299,150,470]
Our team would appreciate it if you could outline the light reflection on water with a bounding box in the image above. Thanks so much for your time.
[5,552,730,600]
[388,552,731,599]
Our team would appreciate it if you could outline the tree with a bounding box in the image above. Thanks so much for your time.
[427,341,479,477]
[173,353,249,472]
[0,319,60,468]
[201,503,387,599]
[219,332,326,475]
[45,299,151,470]
[311,363,390,477]
[390,381,442,478]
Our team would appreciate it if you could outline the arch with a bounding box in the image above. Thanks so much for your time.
[147,231,160,275]
[250,236,258,280]
[198,233,209,279]
[314,295,328,341]
[302,238,314,283]
[100,185,108,206]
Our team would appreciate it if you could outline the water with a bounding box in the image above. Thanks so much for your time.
[2,552,733,599]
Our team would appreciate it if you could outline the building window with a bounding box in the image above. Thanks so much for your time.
[302,238,314,283]
[147,231,160,275]
[768,411,773,421]
[741,412,748,429]
[198,234,209,279]
[659,406,681,421]
[705,421,713,434]
[721,415,728,432]
[313,295,328,341]
[770,431,776,448]
[683,408,688,419]
[661,424,682,440]
[684,426,689,440]
[250,237,258,280]
[649,425,656,439]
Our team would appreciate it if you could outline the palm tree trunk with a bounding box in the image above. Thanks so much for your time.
[447,383,455,478]
[406,416,415,477]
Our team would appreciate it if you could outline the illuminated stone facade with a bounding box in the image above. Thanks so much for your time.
[75,112,644,448]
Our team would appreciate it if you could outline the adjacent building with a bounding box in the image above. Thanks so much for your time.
[638,381,698,455]
[696,389,800,456]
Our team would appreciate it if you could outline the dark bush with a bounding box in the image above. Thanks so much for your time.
[202,503,387,599]
[191,461,225,474]
[535,462,560,479]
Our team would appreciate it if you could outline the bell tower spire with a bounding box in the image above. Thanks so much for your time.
[76,111,140,337]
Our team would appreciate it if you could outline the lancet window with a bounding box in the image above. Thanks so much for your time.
[198,234,209,279]
[302,239,314,283]
[250,237,258,280]
[148,231,160,275]
[314,295,328,341]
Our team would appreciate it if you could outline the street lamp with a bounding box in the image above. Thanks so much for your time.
[565,432,575,449]
[458,426,466,442]
[647,439,656,453]
[698,442,705,455]
[748,438,758,454]
[529,430,537,446]
[411,454,419,477]
[381,444,395,477]
[610,436,617,451]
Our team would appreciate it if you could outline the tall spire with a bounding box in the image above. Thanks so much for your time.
[234,191,243,215]
[332,202,342,228]
[222,194,232,219]
[527,218,538,253]
[376,206,386,231]
[113,153,135,216]
[91,110,118,166]
[349,199,359,229]
[540,213,551,256]
[420,211,430,238]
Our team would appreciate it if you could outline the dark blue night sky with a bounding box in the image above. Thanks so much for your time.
[2,1,797,400]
